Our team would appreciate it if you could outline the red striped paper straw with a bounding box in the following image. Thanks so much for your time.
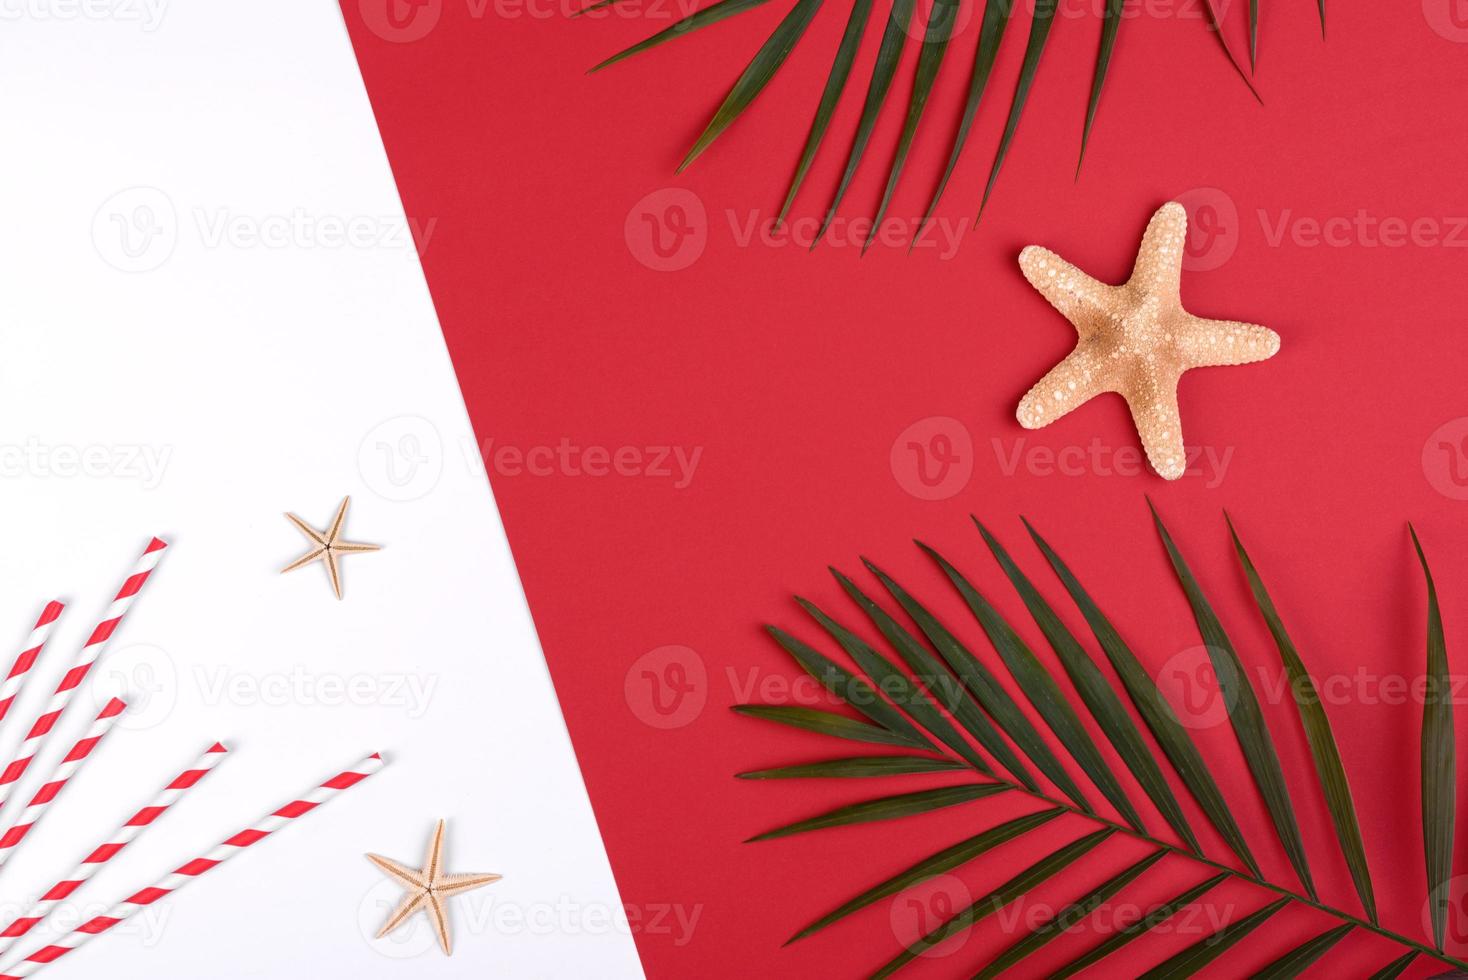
[0,539,165,815]
[0,698,128,878]
[0,752,384,978]
[0,603,64,731]
[0,742,228,960]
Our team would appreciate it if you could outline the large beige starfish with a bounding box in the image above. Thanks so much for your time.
[368,819,501,956]
[1015,202,1280,479]
[280,496,380,599]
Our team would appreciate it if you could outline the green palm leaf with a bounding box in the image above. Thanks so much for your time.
[1414,524,1454,951]
[971,850,1167,979]
[977,0,1059,216]
[732,703,938,747]
[746,782,1007,841]
[1077,0,1123,175]
[814,0,917,243]
[872,828,1116,978]
[786,807,1063,942]
[1251,923,1354,979]
[1228,515,1376,923]
[904,545,1100,808]
[587,0,1307,241]
[1023,517,1261,875]
[1137,896,1289,979]
[766,624,934,746]
[1050,873,1229,978]
[865,0,959,252]
[1248,0,1259,70]
[679,0,825,172]
[917,0,1017,235]
[919,545,1145,827]
[1200,0,1263,102]
[820,575,1027,783]
[737,517,1468,975]
[1367,951,1419,979]
[979,520,1202,848]
[573,0,633,16]
[800,596,993,773]
[737,755,967,779]
[1150,503,1315,898]
[777,0,877,222]
[588,0,773,73]
[880,549,1091,796]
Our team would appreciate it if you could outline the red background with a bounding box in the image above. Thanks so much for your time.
[343,0,1468,974]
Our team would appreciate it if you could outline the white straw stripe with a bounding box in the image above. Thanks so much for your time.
[0,752,383,978]
[0,543,165,817]
[0,700,127,881]
[0,742,227,965]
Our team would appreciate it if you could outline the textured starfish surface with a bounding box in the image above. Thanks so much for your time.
[280,495,381,599]
[368,819,501,956]
[1016,202,1281,479]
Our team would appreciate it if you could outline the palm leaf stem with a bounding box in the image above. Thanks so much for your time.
[942,766,1468,972]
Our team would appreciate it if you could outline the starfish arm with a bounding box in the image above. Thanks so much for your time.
[284,513,328,546]
[1127,202,1188,297]
[325,551,344,600]
[436,872,503,898]
[327,497,351,544]
[368,853,430,889]
[424,820,446,885]
[376,888,429,939]
[1120,371,1188,480]
[331,540,382,554]
[1018,246,1117,330]
[280,547,326,574]
[1176,315,1281,368]
[1016,345,1115,429]
[427,890,453,955]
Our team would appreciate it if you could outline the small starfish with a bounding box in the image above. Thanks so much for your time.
[368,819,501,956]
[1015,201,1281,479]
[280,496,380,599]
